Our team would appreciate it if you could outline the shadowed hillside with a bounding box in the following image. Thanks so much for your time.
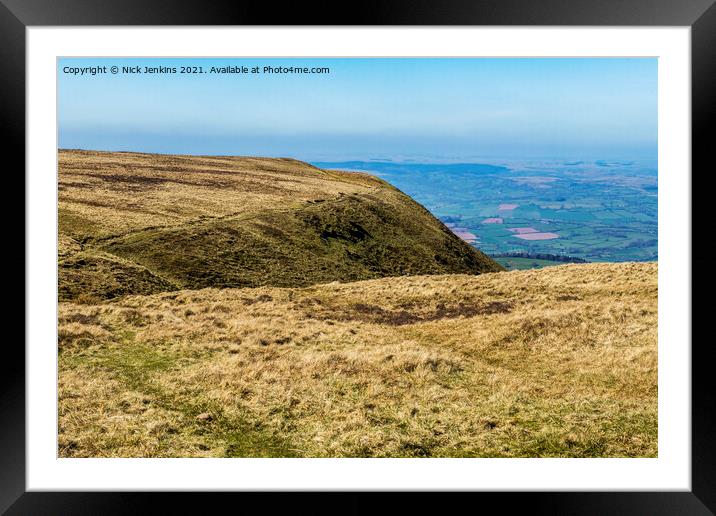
[59,150,503,301]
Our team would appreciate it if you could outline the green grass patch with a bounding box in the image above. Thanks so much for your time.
[65,330,301,457]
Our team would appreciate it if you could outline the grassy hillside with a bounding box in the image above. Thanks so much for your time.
[59,150,502,300]
[58,262,657,458]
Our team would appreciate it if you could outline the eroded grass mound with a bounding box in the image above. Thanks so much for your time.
[59,251,178,302]
[58,262,657,458]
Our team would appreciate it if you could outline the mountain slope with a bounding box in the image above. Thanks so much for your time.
[59,150,503,300]
[58,262,657,458]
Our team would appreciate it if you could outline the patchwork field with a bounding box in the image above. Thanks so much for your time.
[58,262,657,458]
[514,232,560,241]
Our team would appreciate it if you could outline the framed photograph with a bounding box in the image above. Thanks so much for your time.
[7,0,715,512]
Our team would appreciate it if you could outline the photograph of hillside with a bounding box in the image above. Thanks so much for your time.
[58,57,657,457]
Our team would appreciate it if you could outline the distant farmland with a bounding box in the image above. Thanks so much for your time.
[315,160,657,263]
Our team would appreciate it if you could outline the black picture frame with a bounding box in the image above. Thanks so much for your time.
[5,1,715,513]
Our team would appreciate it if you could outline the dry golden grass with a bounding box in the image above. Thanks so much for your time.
[59,149,385,239]
[58,262,657,458]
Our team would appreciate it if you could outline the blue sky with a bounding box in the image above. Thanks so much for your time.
[58,58,657,161]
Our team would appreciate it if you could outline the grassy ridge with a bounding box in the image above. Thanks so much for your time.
[59,150,502,300]
[58,262,657,458]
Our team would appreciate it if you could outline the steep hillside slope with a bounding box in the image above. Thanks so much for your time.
[59,150,503,300]
[58,262,657,458]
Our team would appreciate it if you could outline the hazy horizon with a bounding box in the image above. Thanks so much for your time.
[58,57,657,162]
